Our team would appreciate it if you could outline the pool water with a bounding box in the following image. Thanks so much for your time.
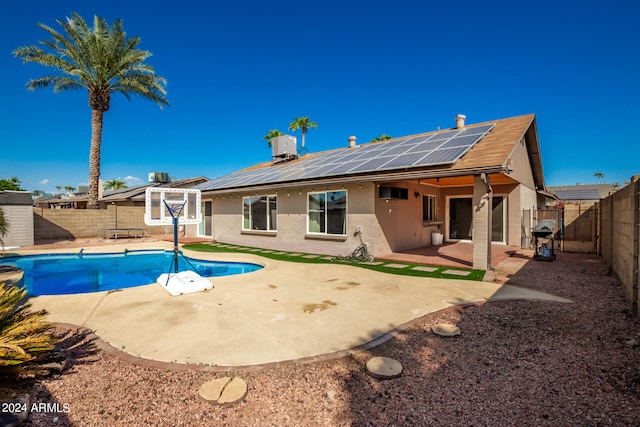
[2,251,262,296]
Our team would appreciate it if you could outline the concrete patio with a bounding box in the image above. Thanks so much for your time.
[14,240,569,368]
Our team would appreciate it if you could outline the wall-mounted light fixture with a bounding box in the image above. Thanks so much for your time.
[414,191,420,199]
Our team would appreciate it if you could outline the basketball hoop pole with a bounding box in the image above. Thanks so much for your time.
[164,200,186,274]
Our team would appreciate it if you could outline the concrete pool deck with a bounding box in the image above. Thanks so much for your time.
[17,241,571,368]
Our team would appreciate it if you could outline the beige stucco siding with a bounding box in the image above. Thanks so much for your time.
[506,138,536,189]
[207,182,389,257]
[374,181,443,252]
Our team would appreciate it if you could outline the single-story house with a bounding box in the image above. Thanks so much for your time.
[0,190,34,248]
[192,114,549,270]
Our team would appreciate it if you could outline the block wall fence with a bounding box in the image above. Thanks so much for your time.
[33,205,172,241]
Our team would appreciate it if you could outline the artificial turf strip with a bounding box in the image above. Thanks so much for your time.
[183,243,486,281]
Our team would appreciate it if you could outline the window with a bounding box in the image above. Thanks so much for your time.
[243,195,277,231]
[308,190,347,235]
[423,195,436,221]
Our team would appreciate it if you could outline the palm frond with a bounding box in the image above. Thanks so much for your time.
[0,284,56,366]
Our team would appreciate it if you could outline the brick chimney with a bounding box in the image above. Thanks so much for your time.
[455,114,466,129]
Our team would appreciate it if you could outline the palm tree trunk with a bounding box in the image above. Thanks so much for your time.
[301,129,306,148]
[87,108,104,209]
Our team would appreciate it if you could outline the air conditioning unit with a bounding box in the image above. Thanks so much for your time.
[272,135,297,159]
[148,172,170,184]
[379,187,408,200]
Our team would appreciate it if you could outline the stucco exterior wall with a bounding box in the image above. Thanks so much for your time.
[208,182,390,257]
[374,181,443,252]
[502,182,535,247]
[507,137,536,189]
[204,178,535,256]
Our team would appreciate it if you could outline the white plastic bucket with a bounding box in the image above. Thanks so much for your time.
[432,232,443,246]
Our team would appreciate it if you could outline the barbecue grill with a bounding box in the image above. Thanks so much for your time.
[532,219,556,261]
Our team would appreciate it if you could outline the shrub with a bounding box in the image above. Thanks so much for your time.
[0,283,56,366]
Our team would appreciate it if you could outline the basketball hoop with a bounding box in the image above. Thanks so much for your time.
[144,188,211,295]
[144,187,202,227]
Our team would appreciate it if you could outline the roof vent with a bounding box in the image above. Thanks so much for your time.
[348,135,357,148]
[455,114,466,129]
[272,135,298,163]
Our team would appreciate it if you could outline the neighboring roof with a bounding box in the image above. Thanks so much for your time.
[553,189,603,201]
[548,184,614,201]
[196,114,541,193]
[0,190,33,206]
[44,177,209,205]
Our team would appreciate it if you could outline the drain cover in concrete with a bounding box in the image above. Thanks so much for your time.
[199,377,247,405]
[366,356,403,379]
[432,323,461,337]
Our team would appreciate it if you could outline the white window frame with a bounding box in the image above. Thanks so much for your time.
[242,194,277,231]
[422,194,437,221]
[307,190,347,236]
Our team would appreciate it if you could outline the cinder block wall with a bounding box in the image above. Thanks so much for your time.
[600,179,640,316]
[33,205,170,240]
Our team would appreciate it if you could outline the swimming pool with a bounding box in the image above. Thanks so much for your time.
[2,250,262,296]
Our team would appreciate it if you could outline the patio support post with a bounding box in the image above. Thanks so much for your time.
[473,174,492,270]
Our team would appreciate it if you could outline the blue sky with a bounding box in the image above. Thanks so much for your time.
[2,0,639,193]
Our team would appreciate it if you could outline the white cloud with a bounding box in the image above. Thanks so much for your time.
[124,176,143,185]
[40,179,49,185]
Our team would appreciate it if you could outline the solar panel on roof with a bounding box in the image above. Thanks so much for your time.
[553,189,603,200]
[195,123,496,191]
[439,135,486,149]
[424,146,469,164]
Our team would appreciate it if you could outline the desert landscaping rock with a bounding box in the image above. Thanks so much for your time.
[366,356,403,379]
[432,323,461,336]
[198,377,247,405]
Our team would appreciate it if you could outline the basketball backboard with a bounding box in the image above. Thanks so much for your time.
[144,188,202,226]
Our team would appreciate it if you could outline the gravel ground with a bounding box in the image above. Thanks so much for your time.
[4,251,640,426]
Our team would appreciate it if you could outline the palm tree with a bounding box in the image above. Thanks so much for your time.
[55,185,62,194]
[370,134,392,142]
[14,13,169,209]
[104,178,127,190]
[594,172,604,184]
[263,129,284,147]
[288,117,318,148]
[63,186,76,194]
